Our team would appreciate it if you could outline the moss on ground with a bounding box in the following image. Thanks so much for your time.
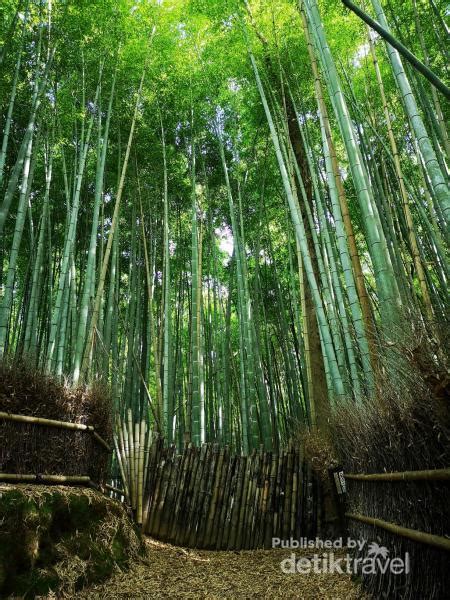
[0,484,143,598]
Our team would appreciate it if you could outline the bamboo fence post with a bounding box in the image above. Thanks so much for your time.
[147,449,166,536]
[203,446,224,547]
[236,454,252,550]
[283,448,294,540]
[198,444,219,547]
[170,443,191,542]
[215,451,234,549]
[157,445,176,538]
[217,453,236,549]
[187,444,209,547]
[258,450,271,548]
[264,451,278,548]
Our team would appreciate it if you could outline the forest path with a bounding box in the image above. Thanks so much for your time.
[77,537,365,599]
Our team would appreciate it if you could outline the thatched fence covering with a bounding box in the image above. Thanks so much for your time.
[0,413,111,484]
[330,365,450,598]
[0,360,113,485]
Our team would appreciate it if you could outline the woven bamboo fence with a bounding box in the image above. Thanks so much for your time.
[115,436,320,550]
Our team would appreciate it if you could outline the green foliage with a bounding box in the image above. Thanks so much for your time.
[0,0,447,450]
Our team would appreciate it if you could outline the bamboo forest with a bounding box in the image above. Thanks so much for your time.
[0,0,448,598]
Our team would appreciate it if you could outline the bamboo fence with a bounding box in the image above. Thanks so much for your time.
[114,432,320,549]
[0,411,111,484]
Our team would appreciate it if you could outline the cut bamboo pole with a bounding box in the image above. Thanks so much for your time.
[113,435,131,503]
[205,446,226,548]
[0,410,93,431]
[217,454,236,549]
[0,473,91,483]
[290,449,298,540]
[346,512,450,552]
[258,451,271,548]
[170,444,191,541]
[197,444,218,547]
[92,430,111,451]
[264,452,278,548]
[119,423,130,487]
[105,483,125,496]
[147,452,165,535]
[0,411,111,451]
[158,446,177,539]
[283,448,293,540]
[236,455,251,550]
[186,444,208,546]
[142,437,159,532]
[216,452,234,549]
[345,468,450,482]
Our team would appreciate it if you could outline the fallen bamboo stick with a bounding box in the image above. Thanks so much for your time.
[345,468,450,482]
[346,512,450,552]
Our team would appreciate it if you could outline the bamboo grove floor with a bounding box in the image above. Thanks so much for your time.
[73,537,366,599]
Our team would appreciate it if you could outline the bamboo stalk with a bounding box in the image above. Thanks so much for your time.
[136,420,146,524]
[346,512,450,552]
[342,0,450,99]
[113,435,131,503]
[127,409,137,510]
[345,468,450,482]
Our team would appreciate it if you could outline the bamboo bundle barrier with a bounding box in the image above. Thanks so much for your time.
[113,416,154,524]
[117,440,316,549]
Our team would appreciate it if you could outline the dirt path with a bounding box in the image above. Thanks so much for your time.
[78,538,365,599]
